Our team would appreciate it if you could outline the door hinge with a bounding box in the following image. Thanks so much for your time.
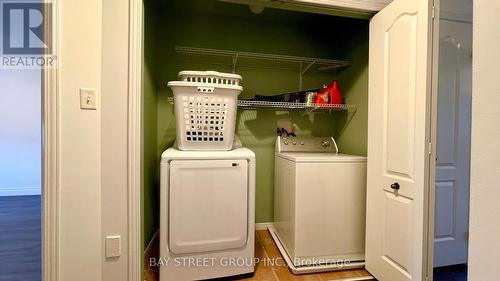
[432,5,435,19]
[428,142,432,155]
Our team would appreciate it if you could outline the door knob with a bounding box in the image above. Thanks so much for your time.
[390,182,400,190]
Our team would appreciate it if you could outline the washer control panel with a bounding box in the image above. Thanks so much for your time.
[276,136,338,153]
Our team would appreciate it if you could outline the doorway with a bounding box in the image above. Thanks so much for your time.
[433,2,472,281]
[0,69,42,280]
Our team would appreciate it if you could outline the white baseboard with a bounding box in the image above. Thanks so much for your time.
[144,229,159,279]
[144,229,159,255]
[255,222,274,230]
[0,187,41,197]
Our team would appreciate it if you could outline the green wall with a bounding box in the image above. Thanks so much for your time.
[142,0,369,247]
[336,39,369,155]
[142,0,159,250]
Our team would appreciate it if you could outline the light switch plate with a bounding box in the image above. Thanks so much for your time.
[80,88,97,110]
[105,235,121,258]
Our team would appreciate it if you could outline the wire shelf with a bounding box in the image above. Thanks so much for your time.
[175,46,352,74]
[167,96,357,135]
[167,97,355,113]
[237,100,355,111]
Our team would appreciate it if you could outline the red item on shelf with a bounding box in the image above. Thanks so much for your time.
[329,80,343,105]
[315,86,330,104]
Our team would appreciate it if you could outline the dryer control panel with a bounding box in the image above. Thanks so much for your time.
[276,136,339,154]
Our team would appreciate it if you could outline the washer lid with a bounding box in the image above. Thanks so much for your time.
[276,152,367,163]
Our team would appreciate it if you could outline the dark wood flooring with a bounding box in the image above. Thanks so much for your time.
[0,195,41,281]
[434,264,467,281]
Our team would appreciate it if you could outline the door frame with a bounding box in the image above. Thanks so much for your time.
[42,62,59,281]
[426,0,440,279]
[42,1,60,279]
[127,0,144,280]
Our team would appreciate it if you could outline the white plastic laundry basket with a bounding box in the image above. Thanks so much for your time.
[168,71,243,151]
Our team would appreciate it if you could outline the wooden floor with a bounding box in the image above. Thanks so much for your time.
[433,264,467,281]
[145,230,372,281]
[0,196,41,281]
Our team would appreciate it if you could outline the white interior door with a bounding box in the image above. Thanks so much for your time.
[365,0,433,280]
[433,18,472,267]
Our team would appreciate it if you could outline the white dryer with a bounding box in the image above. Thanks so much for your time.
[270,136,367,274]
[160,146,255,281]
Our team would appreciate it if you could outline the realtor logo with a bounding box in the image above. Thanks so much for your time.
[1,1,56,68]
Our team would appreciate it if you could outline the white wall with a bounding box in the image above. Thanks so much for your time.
[468,1,500,280]
[55,0,133,279]
[101,0,130,279]
[58,0,102,280]
[0,69,41,196]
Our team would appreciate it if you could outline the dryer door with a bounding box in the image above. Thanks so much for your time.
[169,159,248,254]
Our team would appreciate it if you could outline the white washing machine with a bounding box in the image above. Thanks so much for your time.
[160,144,255,281]
[270,136,367,274]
